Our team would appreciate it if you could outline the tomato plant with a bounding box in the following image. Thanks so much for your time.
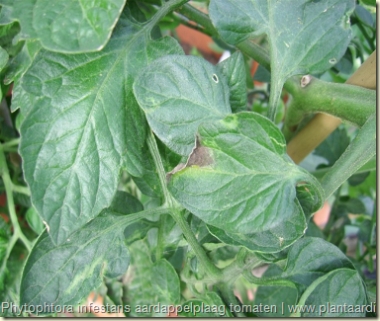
[0,0,376,317]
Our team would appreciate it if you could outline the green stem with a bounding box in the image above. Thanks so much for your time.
[171,209,222,279]
[173,12,212,36]
[283,76,375,140]
[311,156,376,180]
[0,146,32,252]
[176,3,271,70]
[116,207,169,226]
[321,113,376,199]
[0,234,18,278]
[176,3,218,35]
[236,41,270,71]
[146,131,174,206]
[146,0,190,34]
[12,184,30,196]
[243,270,297,288]
[1,138,20,148]
[146,130,221,280]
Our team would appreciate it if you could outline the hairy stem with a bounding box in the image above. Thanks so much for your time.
[283,76,375,140]
[176,3,271,70]
[147,131,174,206]
[311,156,376,180]
[12,184,30,196]
[147,130,222,280]
[171,209,222,279]
[117,207,169,226]
[176,3,218,35]
[286,50,376,164]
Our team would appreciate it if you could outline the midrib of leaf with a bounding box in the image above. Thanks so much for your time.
[23,207,168,303]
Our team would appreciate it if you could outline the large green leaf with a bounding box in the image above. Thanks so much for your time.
[282,237,355,288]
[207,199,306,253]
[169,112,323,235]
[18,16,183,245]
[20,212,130,308]
[0,0,126,53]
[133,55,231,157]
[209,0,355,118]
[300,269,367,317]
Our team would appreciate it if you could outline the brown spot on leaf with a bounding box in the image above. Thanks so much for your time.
[186,137,213,167]
[166,136,214,183]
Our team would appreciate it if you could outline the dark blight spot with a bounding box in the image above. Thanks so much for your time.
[212,74,219,83]
[166,136,214,182]
[186,137,213,167]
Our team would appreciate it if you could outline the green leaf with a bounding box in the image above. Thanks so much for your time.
[110,191,143,214]
[282,237,355,289]
[4,40,42,85]
[217,52,247,113]
[127,241,181,316]
[254,265,298,317]
[25,206,44,235]
[179,292,232,317]
[0,243,27,316]
[20,212,130,308]
[297,182,325,219]
[359,0,376,7]
[133,54,231,157]
[169,112,323,235]
[18,16,183,245]
[109,192,152,244]
[131,143,163,198]
[208,199,307,253]
[305,221,324,239]
[209,0,355,118]
[354,4,374,28]
[152,259,181,305]
[0,221,8,268]
[0,0,126,53]
[314,126,350,166]
[300,268,367,317]
[0,45,8,70]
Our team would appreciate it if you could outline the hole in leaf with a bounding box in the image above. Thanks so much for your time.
[329,58,337,64]
[212,74,219,83]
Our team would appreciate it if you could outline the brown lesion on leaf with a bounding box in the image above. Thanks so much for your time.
[166,136,214,182]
